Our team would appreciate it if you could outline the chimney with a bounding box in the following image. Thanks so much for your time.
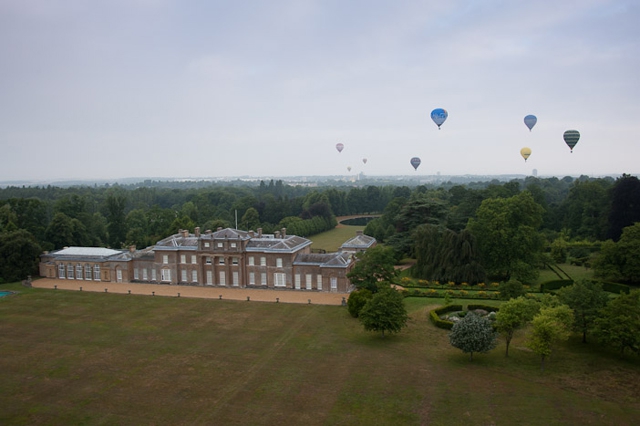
[249,230,254,238]
[129,245,136,253]
[275,231,280,238]
[182,229,189,238]
[205,229,212,235]
[257,228,263,237]
[217,227,223,231]
[195,227,201,237]
[281,228,286,238]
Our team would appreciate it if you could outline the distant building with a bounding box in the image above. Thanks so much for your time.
[39,227,376,293]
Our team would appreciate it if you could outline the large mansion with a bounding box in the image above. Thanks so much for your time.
[39,227,376,293]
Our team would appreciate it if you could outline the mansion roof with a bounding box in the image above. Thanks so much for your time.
[294,252,352,268]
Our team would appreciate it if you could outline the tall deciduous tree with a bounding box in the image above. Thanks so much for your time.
[607,174,640,242]
[358,288,408,337]
[593,223,640,284]
[105,192,128,249]
[346,245,398,293]
[593,290,640,355]
[0,229,42,283]
[467,191,545,282]
[495,297,540,356]
[526,305,574,372]
[557,280,609,343]
[448,312,498,360]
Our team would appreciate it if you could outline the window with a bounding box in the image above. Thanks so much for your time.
[204,242,210,248]
[232,272,239,286]
[331,277,337,290]
[294,274,301,289]
[260,257,266,266]
[191,255,196,264]
[134,268,140,280]
[206,270,212,285]
[306,274,312,290]
[261,273,267,285]
[192,270,198,283]
[317,274,322,291]
[142,268,148,281]
[94,265,101,281]
[181,269,187,282]
[249,272,255,285]
[161,269,171,282]
[58,264,65,279]
[219,257,225,265]
[219,271,226,285]
[232,257,239,265]
[84,265,92,280]
[248,256,254,266]
[67,264,74,279]
[217,242,223,248]
[151,268,156,281]
[274,273,286,287]
[205,256,212,265]
[116,269,123,282]
[276,258,283,268]
[76,265,83,280]
[231,242,237,248]
[163,255,169,264]
[180,254,186,264]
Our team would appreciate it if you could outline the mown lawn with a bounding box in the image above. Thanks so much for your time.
[309,224,365,252]
[1,282,639,425]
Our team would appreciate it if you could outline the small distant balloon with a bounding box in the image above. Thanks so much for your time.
[347,166,352,172]
[362,158,367,164]
[563,130,580,153]
[520,147,532,162]
[410,157,421,170]
[524,115,537,131]
[336,143,344,153]
[431,108,448,129]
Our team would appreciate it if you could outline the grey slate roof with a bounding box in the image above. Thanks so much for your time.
[293,252,352,268]
[201,228,251,240]
[155,232,199,250]
[341,233,376,250]
[43,247,130,262]
[246,235,312,253]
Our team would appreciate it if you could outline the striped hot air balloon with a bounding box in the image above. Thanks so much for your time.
[563,130,580,153]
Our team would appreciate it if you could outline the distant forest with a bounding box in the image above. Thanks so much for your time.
[1,174,640,284]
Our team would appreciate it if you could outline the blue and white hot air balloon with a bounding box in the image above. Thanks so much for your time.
[524,115,537,132]
[410,157,421,170]
[431,108,448,129]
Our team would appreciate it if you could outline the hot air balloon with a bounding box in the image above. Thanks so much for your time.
[410,157,421,170]
[520,147,532,162]
[347,166,352,172]
[563,130,580,152]
[362,158,367,164]
[431,108,448,129]
[336,143,344,153]
[524,115,537,131]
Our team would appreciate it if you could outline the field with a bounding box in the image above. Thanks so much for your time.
[309,223,366,252]
[1,282,639,425]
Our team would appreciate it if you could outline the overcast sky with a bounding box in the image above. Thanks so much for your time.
[1,0,638,182]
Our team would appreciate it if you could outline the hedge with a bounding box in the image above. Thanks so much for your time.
[540,279,631,295]
[429,305,462,330]
[467,304,500,313]
[540,279,574,293]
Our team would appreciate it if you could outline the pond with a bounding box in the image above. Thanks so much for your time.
[0,291,14,298]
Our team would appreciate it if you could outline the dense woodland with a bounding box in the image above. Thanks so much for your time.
[1,174,640,285]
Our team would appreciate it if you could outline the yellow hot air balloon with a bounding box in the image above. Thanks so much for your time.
[520,147,532,162]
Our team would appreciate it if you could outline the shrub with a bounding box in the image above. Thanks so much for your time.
[347,289,373,318]
[429,305,463,330]
[467,304,500,313]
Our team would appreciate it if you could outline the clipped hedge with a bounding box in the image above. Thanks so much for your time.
[599,281,631,294]
[540,279,574,293]
[467,304,499,313]
[429,304,463,330]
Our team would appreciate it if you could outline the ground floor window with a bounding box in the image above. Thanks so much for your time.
[261,273,267,286]
[206,270,212,285]
[151,268,156,281]
[94,265,100,281]
[142,268,148,281]
[134,268,140,280]
[331,277,337,291]
[274,273,286,287]
[58,264,65,279]
[306,274,312,290]
[181,269,187,282]
[161,269,171,282]
[219,271,226,286]
[76,265,83,280]
[249,272,255,285]
[67,264,74,279]
[192,270,197,283]
[317,274,322,291]
[233,271,239,286]
[84,266,92,280]
[295,274,301,289]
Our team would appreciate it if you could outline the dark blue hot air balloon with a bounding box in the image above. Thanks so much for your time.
[524,115,537,131]
[410,157,421,170]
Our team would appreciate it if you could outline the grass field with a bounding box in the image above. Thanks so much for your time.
[309,224,365,252]
[1,282,639,425]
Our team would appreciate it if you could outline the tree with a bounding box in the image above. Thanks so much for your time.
[607,174,640,242]
[105,192,128,248]
[556,280,609,343]
[495,297,540,356]
[0,229,42,283]
[526,305,574,372]
[498,279,526,301]
[346,245,398,293]
[241,207,261,231]
[593,223,640,284]
[593,290,640,355]
[467,191,545,282]
[448,312,498,360]
[45,212,75,249]
[347,288,373,318]
[358,288,409,337]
